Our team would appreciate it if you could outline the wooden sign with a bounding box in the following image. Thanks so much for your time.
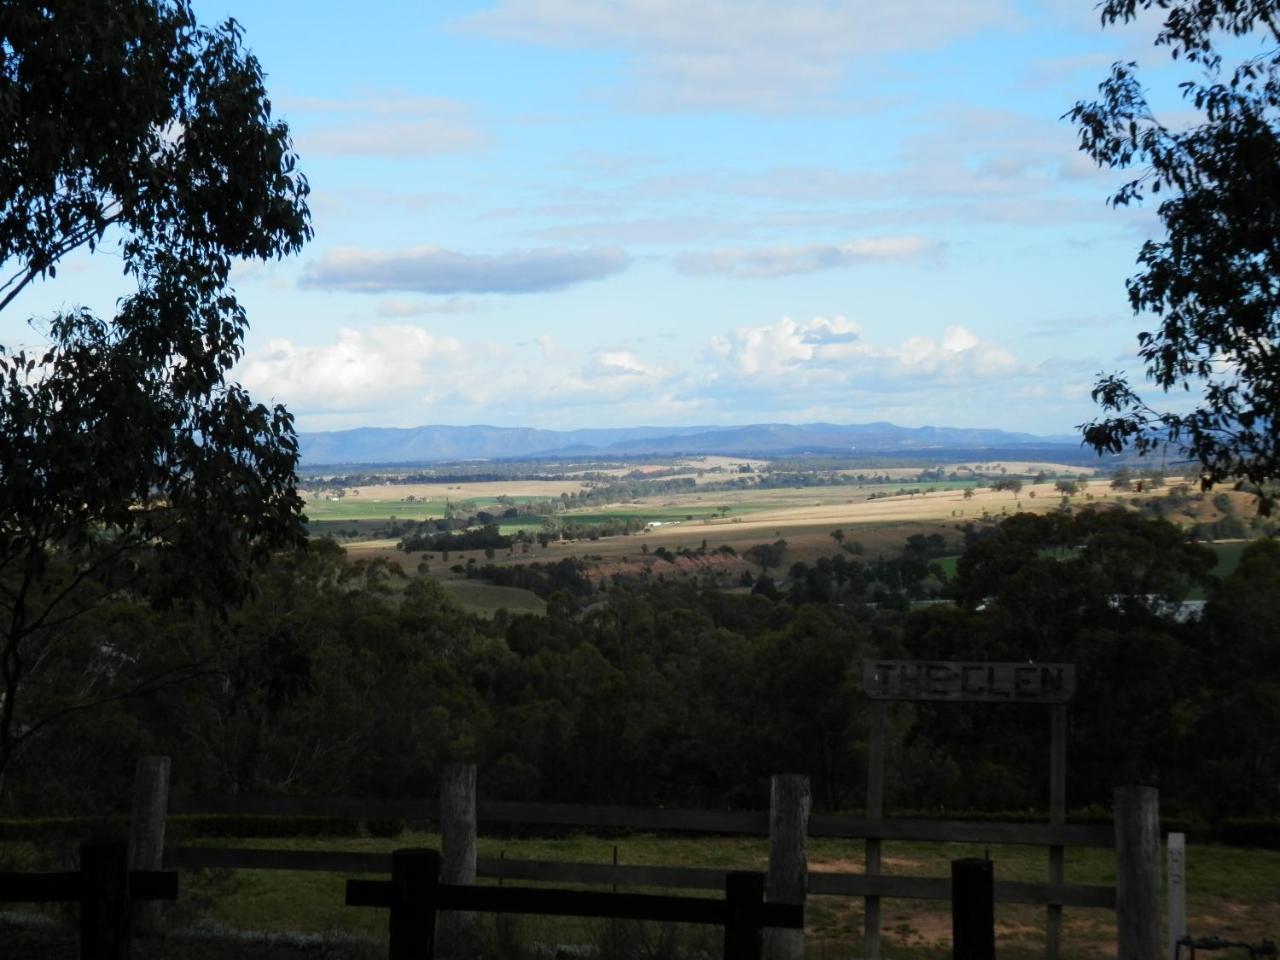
[861,660,1076,703]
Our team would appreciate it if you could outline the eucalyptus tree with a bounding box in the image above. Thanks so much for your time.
[0,1,310,783]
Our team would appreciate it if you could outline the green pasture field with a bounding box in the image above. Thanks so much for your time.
[5,832,1275,958]
[304,499,447,522]
[438,580,546,618]
[1206,540,1247,578]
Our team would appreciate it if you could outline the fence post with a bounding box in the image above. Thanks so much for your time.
[1167,832,1186,960]
[865,699,886,960]
[725,871,765,960]
[766,774,810,960]
[952,857,995,960]
[80,839,130,960]
[390,848,439,960]
[1115,786,1161,960]
[438,762,477,952]
[128,756,170,936]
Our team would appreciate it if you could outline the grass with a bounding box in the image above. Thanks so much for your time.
[437,580,546,618]
[1207,540,1248,579]
[8,832,1274,958]
[304,499,447,522]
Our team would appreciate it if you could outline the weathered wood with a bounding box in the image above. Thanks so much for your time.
[865,699,886,960]
[438,762,477,952]
[1167,833,1186,960]
[725,871,766,960]
[0,871,82,902]
[1115,786,1161,960]
[390,849,438,960]
[170,792,1112,845]
[478,800,768,834]
[952,858,995,960]
[126,872,177,902]
[807,814,1114,846]
[350,872,799,928]
[478,856,726,890]
[170,795,435,818]
[128,757,170,936]
[863,660,1076,703]
[166,845,1112,909]
[807,871,1116,907]
[167,846,392,874]
[1048,703,1067,960]
[80,840,130,960]
[766,774,809,960]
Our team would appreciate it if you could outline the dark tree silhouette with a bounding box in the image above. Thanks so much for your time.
[0,1,311,782]
[1069,1,1280,510]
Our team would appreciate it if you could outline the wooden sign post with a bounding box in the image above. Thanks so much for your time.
[860,660,1077,960]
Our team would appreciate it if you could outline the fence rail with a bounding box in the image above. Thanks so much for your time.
[344,848,799,960]
[170,795,1114,847]
[0,839,178,960]
[166,845,1116,909]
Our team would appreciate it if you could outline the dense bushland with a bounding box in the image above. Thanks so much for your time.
[2,512,1276,825]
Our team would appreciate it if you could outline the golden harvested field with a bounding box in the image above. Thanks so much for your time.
[307,479,590,504]
[838,461,1098,480]
[344,479,1173,578]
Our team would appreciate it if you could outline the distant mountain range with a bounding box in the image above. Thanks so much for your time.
[297,421,1088,467]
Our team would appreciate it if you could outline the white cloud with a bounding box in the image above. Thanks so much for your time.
[890,327,1023,379]
[237,326,469,414]
[715,315,866,375]
[675,236,942,277]
[458,0,1018,110]
[712,316,1028,384]
[302,245,632,295]
[588,349,651,377]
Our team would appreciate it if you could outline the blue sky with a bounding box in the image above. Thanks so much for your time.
[6,1,1222,435]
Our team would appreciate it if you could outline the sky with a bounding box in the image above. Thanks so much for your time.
[4,1,1230,436]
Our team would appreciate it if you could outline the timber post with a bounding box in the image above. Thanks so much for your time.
[80,839,130,960]
[127,756,170,935]
[951,857,995,960]
[724,870,765,960]
[438,762,477,952]
[1167,832,1186,960]
[865,698,886,959]
[765,774,810,960]
[1115,786,1161,960]
[390,848,439,960]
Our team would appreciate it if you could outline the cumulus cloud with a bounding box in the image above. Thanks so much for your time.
[587,349,651,378]
[458,0,1017,110]
[712,316,1028,383]
[710,316,866,375]
[302,246,632,295]
[676,236,941,278]
[237,326,474,414]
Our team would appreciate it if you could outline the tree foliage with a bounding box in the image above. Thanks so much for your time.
[0,1,310,782]
[1070,0,1280,510]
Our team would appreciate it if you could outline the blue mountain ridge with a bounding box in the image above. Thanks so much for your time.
[297,421,1083,466]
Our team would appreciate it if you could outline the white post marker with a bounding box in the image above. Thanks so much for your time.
[1168,832,1186,960]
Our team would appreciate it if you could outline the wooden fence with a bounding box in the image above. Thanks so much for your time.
[344,848,800,960]
[0,838,177,960]
[130,759,1161,959]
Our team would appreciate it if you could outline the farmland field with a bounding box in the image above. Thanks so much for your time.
[439,580,546,618]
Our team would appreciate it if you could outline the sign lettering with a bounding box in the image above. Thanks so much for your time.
[861,660,1076,703]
